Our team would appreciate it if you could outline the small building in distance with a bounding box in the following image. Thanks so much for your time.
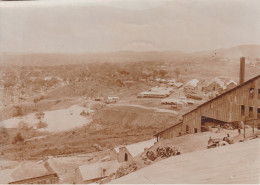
[155,58,260,141]
[202,77,227,93]
[225,80,238,91]
[116,147,134,162]
[138,86,173,98]
[137,91,171,98]
[74,160,120,184]
[105,97,119,104]
[0,161,59,184]
[184,79,200,94]
[185,79,200,89]
[182,74,260,134]
[154,122,182,141]
[114,138,156,162]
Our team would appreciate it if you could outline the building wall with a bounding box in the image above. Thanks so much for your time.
[182,77,260,134]
[74,169,104,185]
[84,177,103,184]
[109,149,118,161]
[9,174,59,184]
[157,124,182,141]
[74,168,84,184]
[118,147,133,162]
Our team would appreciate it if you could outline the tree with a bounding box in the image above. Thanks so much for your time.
[12,132,24,144]
[159,69,167,78]
[37,121,48,129]
[0,127,9,144]
[174,68,181,81]
[13,106,23,117]
[18,121,30,131]
[35,112,45,121]
[35,112,47,129]
[33,98,40,107]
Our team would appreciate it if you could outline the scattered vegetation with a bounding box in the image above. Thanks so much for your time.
[80,110,89,117]
[13,106,23,117]
[12,132,24,144]
[35,112,48,129]
[0,127,9,144]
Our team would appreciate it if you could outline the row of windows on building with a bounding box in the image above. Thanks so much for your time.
[241,105,260,118]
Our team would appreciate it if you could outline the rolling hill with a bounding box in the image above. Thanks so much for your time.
[1,45,260,66]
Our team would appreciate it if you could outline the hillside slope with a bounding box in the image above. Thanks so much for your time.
[110,138,260,184]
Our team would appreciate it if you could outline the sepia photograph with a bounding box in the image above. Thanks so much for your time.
[0,0,260,184]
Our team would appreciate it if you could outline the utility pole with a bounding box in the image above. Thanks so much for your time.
[253,121,255,133]
[243,119,246,139]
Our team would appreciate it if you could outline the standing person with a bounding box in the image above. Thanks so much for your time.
[238,128,241,134]
[216,125,220,133]
[208,136,212,145]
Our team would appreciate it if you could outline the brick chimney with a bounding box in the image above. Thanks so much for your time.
[240,57,245,85]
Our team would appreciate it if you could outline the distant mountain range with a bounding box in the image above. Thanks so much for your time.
[194,45,260,58]
[1,45,260,66]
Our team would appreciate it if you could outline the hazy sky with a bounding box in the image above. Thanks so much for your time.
[0,0,260,54]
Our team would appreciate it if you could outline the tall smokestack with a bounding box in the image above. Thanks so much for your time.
[240,57,245,85]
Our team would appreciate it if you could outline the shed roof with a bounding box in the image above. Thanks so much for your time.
[110,138,260,184]
[154,122,182,136]
[115,138,156,158]
[10,161,54,182]
[185,79,199,87]
[78,160,119,181]
[207,77,226,89]
[226,79,238,86]
[183,74,260,116]
[0,168,16,184]
[0,161,56,184]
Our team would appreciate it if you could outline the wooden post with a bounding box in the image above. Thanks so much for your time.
[253,121,254,133]
[243,122,246,139]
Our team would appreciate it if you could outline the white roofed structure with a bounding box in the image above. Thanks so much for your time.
[185,79,199,88]
[75,160,119,184]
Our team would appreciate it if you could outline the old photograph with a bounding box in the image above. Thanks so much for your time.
[0,0,260,184]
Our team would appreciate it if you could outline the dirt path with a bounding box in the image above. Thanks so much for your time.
[108,103,178,114]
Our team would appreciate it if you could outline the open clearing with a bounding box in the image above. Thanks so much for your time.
[0,105,93,132]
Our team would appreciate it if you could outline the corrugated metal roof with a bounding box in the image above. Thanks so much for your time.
[114,138,156,158]
[185,79,200,87]
[78,160,119,181]
[124,139,156,157]
[0,161,56,184]
[206,77,226,89]
[154,122,182,136]
[0,168,16,184]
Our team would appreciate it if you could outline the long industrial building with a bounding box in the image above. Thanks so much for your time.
[156,57,260,141]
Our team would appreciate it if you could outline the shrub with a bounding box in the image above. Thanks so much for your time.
[80,110,89,116]
[18,121,30,131]
[12,132,24,144]
[13,106,23,117]
[0,127,9,144]
[37,121,48,129]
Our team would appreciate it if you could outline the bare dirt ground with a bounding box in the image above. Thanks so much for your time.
[109,129,260,184]
[0,105,93,132]
[110,137,260,184]
[105,128,260,183]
